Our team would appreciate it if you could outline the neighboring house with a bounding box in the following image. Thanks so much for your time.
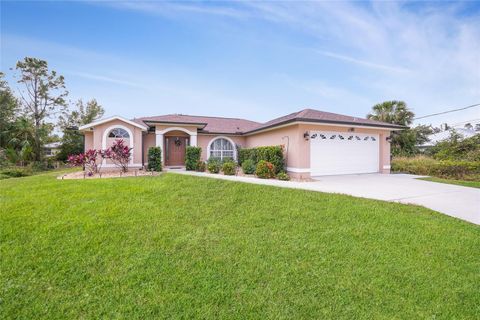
[44,142,62,158]
[79,108,404,179]
[419,128,478,150]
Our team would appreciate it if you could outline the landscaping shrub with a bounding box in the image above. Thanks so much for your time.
[196,160,206,172]
[207,158,221,174]
[185,146,202,171]
[147,147,162,171]
[106,139,132,172]
[241,159,256,174]
[276,172,290,181]
[428,133,480,161]
[0,167,32,178]
[255,160,276,179]
[222,161,236,175]
[392,156,480,180]
[238,145,284,173]
[68,149,99,176]
[238,148,257,165]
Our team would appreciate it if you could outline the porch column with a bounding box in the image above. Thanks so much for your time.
[190,134,197,147]
[156,133,164,163]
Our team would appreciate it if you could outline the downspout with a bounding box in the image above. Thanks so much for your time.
[281,136,289,170]
[141,132,145,169]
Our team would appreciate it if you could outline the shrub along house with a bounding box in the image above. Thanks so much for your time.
[79,108,404,179]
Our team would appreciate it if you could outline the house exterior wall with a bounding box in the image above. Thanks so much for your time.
[197,135,246,161]
[244,123,391,178]
[88,119,144,166]
[245,124,302,169]
[143,132,156,164]
[84,132,94,152]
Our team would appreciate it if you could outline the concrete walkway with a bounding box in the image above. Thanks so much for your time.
[170,170,480,225]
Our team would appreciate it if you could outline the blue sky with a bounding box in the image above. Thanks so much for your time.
[1,1,479,127]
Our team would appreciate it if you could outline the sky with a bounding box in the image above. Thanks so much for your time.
[1,0,479,128]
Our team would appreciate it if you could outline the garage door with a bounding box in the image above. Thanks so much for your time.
[310,131,379,176]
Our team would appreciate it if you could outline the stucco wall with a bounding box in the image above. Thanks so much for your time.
[84,132,94,152]
[245,124,301,169]
[89,119,144,165]
[143,132,156,164]
[197,135,246,161]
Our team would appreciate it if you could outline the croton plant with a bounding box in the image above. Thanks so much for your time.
[68,139,133,175]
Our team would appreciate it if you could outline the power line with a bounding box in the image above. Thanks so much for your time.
[451,118,480,127]
[414,103,480,120]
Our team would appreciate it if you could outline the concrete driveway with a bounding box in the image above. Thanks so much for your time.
[310,174,480,225]
[172,170,480,225]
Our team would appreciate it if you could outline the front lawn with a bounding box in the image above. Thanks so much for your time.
[1,172,479,319]
[419,176,480,189]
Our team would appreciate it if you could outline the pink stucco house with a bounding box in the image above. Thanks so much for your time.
[79,108,404,179]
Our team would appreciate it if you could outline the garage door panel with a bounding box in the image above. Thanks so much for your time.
[310,131,379,176]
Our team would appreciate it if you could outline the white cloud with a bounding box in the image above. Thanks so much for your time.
[68,71,145,88]
[315,50,410,74]
[242,1,480,125]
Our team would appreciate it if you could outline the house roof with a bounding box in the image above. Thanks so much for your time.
[44,142,62,148]
[244,109,406,133]
[135,108,404,134]
[79,116,148,131]
[81,108,403,135]
[134,115,261,134]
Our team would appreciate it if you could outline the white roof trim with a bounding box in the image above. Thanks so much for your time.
[79,116,148,131]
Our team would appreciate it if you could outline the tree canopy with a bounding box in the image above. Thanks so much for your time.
[15,57,68,161]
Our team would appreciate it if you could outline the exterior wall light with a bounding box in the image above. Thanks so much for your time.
[348,127,355,132]
[303,131,310,140]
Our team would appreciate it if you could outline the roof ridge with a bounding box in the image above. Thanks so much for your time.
[138,113,260,123]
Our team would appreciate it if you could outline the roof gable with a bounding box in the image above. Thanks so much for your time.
[79,116,148,131]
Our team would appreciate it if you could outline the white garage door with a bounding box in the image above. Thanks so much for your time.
[310,131,380,176]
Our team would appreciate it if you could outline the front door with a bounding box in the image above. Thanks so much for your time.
[165,136,187,166]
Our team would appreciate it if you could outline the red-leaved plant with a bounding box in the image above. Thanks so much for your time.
[68,149,99,176]
[68,140,132,175]
[106,139,132,172]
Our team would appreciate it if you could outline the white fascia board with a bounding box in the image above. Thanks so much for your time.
[79,116,148,131]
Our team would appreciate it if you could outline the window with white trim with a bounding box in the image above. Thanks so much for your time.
[108,128,130,138]
[209,138,234,160]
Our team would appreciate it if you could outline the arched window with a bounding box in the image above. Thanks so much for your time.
[108,128,130,138]
[209,138,234,160]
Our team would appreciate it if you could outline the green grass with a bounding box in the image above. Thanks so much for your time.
[419,176,480,188]
[1,171,479,319]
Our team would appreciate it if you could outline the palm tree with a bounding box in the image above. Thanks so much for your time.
[7,117,35,165]
[367,100,414,126]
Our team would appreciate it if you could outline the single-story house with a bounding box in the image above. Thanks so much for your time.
[79,108,404,179]
[44,142,62,158]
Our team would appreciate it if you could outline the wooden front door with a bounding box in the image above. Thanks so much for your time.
[165,136,187,166]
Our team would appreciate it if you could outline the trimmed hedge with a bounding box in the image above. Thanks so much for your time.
[147,147,162,171]
[238,146,284,174]
[392,156,480,180]
[185,146,202,171]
